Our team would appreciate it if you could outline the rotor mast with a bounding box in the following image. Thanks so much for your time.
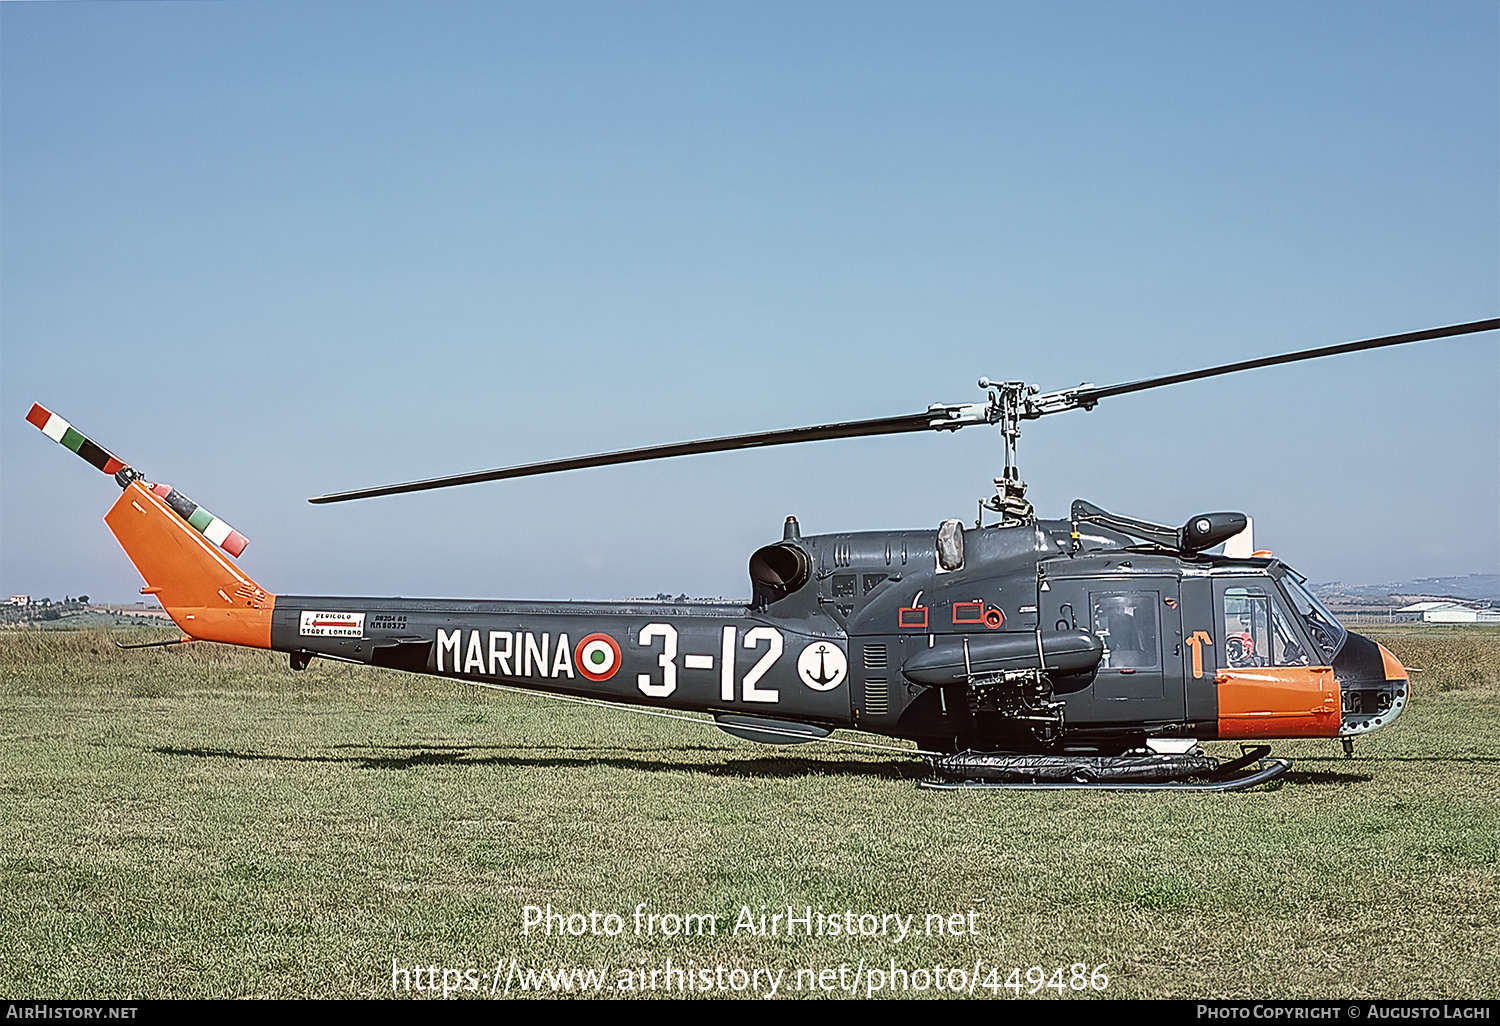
[968,380,1035,524]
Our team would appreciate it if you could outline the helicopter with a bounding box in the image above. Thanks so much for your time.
[25,318,1499,791]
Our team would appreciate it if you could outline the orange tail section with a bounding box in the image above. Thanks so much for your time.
[105,480,275,648]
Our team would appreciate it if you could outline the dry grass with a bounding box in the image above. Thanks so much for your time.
[1,626,1497,1000]
[1361,625,1500,691]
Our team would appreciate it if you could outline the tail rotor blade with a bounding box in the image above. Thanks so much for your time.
[26,403,128,476]
[145,483,251,558]
[26,402,250,558]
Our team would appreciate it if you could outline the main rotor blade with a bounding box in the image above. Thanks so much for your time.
[309,410,941,503]
[312,317,1498,504]
[1071,318,1500,407]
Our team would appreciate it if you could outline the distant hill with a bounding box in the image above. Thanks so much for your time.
[1312,574,1499,604]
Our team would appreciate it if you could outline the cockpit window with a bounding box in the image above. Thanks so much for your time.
[1278,572,1347,663]
[1222,587,1312,668]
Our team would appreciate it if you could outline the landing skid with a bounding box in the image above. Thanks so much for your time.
[919,745,1292,792]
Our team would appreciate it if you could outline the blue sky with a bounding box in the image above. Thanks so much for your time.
[2,1,1496,604]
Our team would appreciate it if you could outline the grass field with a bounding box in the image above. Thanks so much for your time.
[1,626,1496,1000]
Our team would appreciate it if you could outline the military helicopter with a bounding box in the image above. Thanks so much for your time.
[26,318,1498,790]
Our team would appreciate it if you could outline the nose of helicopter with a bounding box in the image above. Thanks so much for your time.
[1333,632,1410,739]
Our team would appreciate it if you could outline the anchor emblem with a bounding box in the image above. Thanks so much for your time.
[797,641,847,692]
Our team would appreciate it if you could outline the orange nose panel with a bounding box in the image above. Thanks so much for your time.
[1216,666,1341,739]
[1378,644,1409,682]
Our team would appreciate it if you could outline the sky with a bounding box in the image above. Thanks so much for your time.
[2,1,1496,605]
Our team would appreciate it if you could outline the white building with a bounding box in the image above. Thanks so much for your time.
[1396,601,1500,623]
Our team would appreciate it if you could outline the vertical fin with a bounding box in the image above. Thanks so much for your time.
[104,481,275,648]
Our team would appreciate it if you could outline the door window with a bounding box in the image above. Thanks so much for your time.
[1091,591,1160,670]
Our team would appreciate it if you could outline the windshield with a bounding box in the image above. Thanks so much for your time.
[1277,570,1347,663]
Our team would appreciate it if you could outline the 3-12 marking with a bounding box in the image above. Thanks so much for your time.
[636,623,783,703]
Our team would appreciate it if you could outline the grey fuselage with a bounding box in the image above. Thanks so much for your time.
[269,514,1396,754]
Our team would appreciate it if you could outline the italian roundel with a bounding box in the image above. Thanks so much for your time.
[575,633,622,682]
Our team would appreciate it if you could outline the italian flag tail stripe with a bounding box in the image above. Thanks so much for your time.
[26,403,128,476]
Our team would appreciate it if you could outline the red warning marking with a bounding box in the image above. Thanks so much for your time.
[952,601,985,624]
[898,607,928,629]
[954,600,1004,629]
